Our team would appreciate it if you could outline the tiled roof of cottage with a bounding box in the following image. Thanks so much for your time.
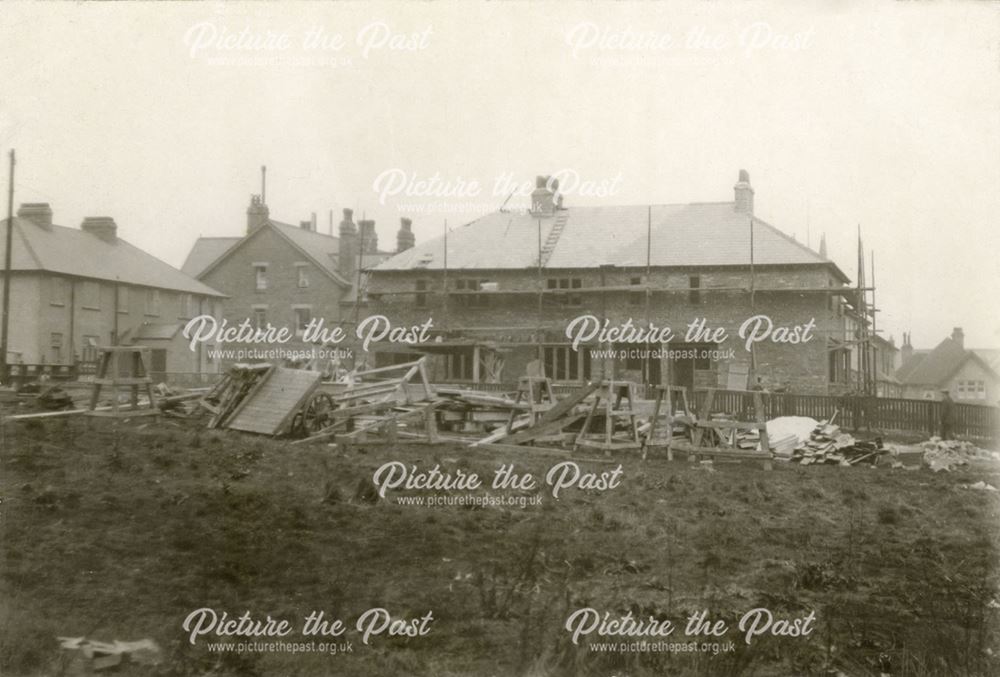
[1,216,225,296]
[898,337,999,386]
[181,237,240,277]
[184,219,395,291]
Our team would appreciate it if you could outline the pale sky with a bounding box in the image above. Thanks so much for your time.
[1,1,998,349]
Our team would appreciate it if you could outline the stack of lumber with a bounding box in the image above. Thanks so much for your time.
[766,416,819,460]
[435,387,527,435]
[791,417,885,466]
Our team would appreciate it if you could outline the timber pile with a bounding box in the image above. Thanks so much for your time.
[434,386,527,435]
[789,416,886,466]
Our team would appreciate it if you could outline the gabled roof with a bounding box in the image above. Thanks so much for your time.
[972,349,1000,374]
[181,237,240,277]
[374,201,849,281]
[896,352,928,382]
[1,217,225,296]
[192,220,352,288]
[898,337,999,386]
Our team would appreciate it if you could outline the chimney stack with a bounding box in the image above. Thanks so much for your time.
[246,194,269,234]
[18,203,53,229]
[734,169,754,215]
[358,219,378,254]
[951,327,965,349]
[338,208,358,277]
[530,175,556,217]
[397,217,415,253]
[81,216,118,242]
[901,331,913,364]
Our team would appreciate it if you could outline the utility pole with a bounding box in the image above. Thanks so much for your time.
[748,216,756,388]
[442,220,449,331]
[1,150,15,385]
[536,218,543,364]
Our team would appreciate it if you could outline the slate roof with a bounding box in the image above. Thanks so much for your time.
[973,349,1000,374]
[374,201,847,280]
[185,220,395,290]
[181,237,240,277]
[898,337,999,386]
[188,220,350,286]
[1,217,225,296]
[896,352,928,382]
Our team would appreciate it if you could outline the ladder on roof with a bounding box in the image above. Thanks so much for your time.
[537,211,568,268]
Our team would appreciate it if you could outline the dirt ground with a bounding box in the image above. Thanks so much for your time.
[1,417,998,676]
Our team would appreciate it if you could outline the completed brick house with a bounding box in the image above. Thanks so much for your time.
[182,195,408,368]
[366,171,864,395]
[897,328,1000,404]
[0,203,225,381]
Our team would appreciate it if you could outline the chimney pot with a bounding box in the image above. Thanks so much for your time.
[246,194,269,234]
[17,203,53,229]
[734,169,754,215]
[358,219,378,255]
[530,174,556,217]
[397,217,415,253]
[81,216,118,242]
[952,327,965,349]
[338,209,358,277]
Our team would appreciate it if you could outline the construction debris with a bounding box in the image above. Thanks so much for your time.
[57,636,161,673]
[36,385,74,410]
[200,363,274,429]
[786,414,887,466]
[963,481,998,492]
[435,386,530,437]
[291,357,439,445]
[920,437,994,472]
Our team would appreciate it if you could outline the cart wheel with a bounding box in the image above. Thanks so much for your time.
[293,392,336,437]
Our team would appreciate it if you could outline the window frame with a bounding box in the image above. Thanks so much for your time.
[292,305,312,333]
[144,289,161,316]
[253,262,269,292]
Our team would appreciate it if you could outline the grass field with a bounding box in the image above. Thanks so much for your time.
[1,417,998,676]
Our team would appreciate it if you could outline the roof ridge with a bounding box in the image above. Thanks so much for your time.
[270,219,339,241]
[559,200,734,210]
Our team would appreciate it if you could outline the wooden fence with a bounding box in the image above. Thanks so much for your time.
[434,382,999,446]
[691,390,998,445]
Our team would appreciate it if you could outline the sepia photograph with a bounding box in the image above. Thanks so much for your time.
[0,2,998,676]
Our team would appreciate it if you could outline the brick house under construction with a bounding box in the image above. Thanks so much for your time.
[366,170,866,395]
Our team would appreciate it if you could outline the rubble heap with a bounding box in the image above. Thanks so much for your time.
[921,437,993,472]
